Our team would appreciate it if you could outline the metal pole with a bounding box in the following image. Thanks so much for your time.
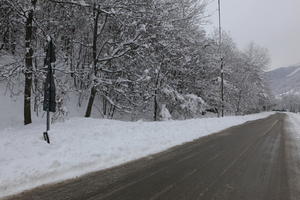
[47,108,50,131]
[44,67,51,144]
[44,76,50,144]
[218,0,224,117]
[43,39,52,144]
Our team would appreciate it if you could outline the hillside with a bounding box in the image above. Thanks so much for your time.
[265,65,300,96]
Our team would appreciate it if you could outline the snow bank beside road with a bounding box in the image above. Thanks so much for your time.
[0,112,273,198]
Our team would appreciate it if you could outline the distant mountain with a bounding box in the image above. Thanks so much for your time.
[264,65,300,96]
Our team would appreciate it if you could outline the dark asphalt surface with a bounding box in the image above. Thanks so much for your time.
[5,113,298,200]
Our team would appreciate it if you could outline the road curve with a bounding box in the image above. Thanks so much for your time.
[4,113,298,200]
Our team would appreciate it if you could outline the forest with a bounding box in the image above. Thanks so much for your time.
[0,0,272,125]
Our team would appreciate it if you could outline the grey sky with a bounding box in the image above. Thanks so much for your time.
[206,0,300,69]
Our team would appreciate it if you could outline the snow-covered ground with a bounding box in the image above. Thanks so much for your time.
[0,112,274,198]
[0,85,89,130]
[0,87,24,129]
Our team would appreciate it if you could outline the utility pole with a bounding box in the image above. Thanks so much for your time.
[218,0,224,117]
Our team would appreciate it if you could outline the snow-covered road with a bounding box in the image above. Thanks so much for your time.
[283,113,300,200]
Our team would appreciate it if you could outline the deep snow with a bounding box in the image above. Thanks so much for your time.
[0,112,275,198]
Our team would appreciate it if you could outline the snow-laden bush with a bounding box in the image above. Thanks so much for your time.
[160,87,208,119]
[180,94,207,117]
[159,104,172,121]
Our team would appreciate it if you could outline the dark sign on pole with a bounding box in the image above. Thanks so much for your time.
[43,64,56,113]
[43,37,56,144]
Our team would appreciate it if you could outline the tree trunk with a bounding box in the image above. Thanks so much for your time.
[103,95,107,116]
[85,86,97,117]
[24,1,36,125]
[109,104,115,119]
[153,70,160,121]
[85,5,100,118]
[154,91,158,121]
[236,90,242,115]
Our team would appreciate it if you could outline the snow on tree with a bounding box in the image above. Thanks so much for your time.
[159,87,208,119]
[0,0,273,124]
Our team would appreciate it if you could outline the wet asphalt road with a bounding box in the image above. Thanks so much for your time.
[5,113,299,200]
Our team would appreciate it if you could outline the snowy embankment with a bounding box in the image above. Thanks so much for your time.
[0,112,273,198]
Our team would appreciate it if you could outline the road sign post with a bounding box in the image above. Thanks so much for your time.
[43,37,56,144]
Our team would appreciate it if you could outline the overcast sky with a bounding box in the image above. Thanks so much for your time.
[206,0,300,69]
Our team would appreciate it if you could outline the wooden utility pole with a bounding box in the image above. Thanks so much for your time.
[218,0,224,117]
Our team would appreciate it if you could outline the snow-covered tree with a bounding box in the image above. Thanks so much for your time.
[0,0,273,124]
